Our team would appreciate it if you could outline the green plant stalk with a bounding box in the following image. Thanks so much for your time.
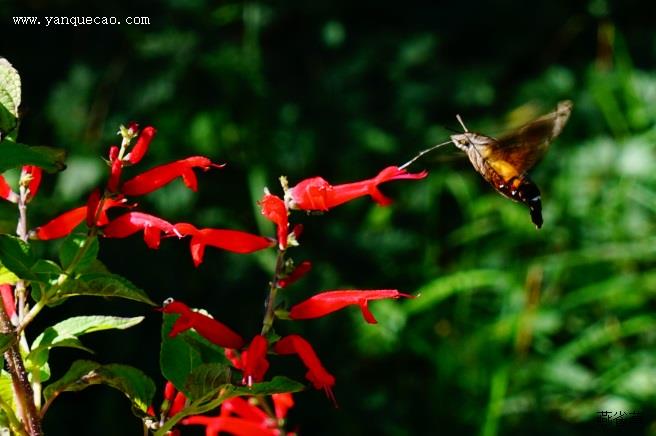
[261,249,286,336]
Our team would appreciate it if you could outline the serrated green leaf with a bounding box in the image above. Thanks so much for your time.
[59,235,98,273]
[50,272,155,306]
[184,363,231,401]
[0,235,35,280]
[160,313,229,397]
[0,58,20,137]
[43,360,155,414]
[0,141,65,173]
[27,315,144,382]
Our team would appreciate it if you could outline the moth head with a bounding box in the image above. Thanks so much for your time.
[450,132,492,151]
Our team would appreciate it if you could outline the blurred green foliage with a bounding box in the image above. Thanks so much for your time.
[4,0,656,434]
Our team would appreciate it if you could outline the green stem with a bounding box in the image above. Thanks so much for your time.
[261,249,286,336]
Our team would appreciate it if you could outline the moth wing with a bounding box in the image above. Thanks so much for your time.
[494,100,572,173]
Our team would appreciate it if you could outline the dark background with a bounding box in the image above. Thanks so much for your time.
[2,0,656,434]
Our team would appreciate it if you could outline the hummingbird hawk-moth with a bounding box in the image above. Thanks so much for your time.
[450,100,572,229]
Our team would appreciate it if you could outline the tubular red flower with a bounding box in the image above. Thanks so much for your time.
[35,198,126,240]
[0,175,18,203]
[107,146,123,193]
[259,194,288,250]
[160,300,245,349]
[103,212,178,249]
[289,289,413,324]
[164,381,176,402]
[22,166,42,200]
[0,284,16,322]
[241,335,269,387]
[222,397,269,423]
[182,415,278,436]
[277,261,312,288]
[274,335,335,401]
[168,391,187,417]
[272,393,294,421]
[121,156,224,196]
[287,166,428,211]
[85,189,101,227]
[128,126,156,164]
[175,223,275,267]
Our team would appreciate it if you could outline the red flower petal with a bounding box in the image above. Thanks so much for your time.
[0,175,18,203]
[289,289,412,324]
[259,194,288,249]
[128,126,156,164]
[274,335,335,402]
[175,223,275,267]
[85,189,101,227]
[287,166,427,211]
[35,207,86,240]
[121,156,224,196]
[103,212,178,249]
[168,391,187,417]
[241,335,269,386]
[182,415,278,436]
[164,381,176,402]
[222,397,269,423]
[160,300,245,349]
[277,261,311,288]
[22,166,42,200]
[272,393,294,420]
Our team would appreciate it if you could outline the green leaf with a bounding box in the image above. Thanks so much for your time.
[50,272,155,306]
[43,360,155,414]
[31,259,63,284]
[59,235,99,273]
[0,266,18,285]
[0,371,14,415]
[0,141,66,173]
[156,376,304,436]
[0,235,35,280]
[184,363,231,401]
[160,312,229,397]
[218,376,305,399]
[0,58,20,137]
[27,316,144,382]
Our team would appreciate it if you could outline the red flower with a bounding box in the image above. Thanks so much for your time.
[169,391,187,417]
[121,156,224,196]
[182,395,293,436]
[286,166,427,211]
[175,223,275,267]
[160,300,245,349]
[277,261,312,288]
[241,335,269,387]
[182,415,278,436]
[289,289,412,324]
[272,393,294,421]
[22,166,42,200]
[85,189,101,227]
[0,165,42,203]
[103,212,178,249]
[107,146,122,193]
[274,335,335,402]
[35,198,127,240]
[0,284,16,323]
[259,194,288,250]
[128,126,156,164]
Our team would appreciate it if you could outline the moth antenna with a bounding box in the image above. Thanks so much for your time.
[398,140,453,170]
[456,114,468,132]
